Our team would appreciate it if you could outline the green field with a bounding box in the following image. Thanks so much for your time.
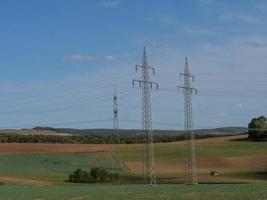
[120,140,267,161]
[0,183,267,200]
[119,137,267,180]
[0,153,122,181]
[0,136,266,181]
[0,135,266,199]
[0,138,265,181]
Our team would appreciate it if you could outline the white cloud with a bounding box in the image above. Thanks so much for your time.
[219,12,260,23]
[183,27,216,36]
[235,103,243,108]
[217,112,226,118]
[232,36,267,48]
[62,54,116,63]
[62,55,95,62]
[104,55,116,60]
[100,0,120,7]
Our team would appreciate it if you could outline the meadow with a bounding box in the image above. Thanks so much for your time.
[0,152,122,181]
[0,183,267,200]
[0,134,266,199]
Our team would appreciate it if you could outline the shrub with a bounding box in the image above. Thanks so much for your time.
[69,168,119,183]
[90,167,108,182]
[107,172,119,181]
[68,168,94,183]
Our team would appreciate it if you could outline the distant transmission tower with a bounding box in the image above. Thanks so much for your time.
[132,47,158,185]
[178,57,198,185]
[111,85,122,172]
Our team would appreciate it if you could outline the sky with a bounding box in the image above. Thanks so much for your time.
[0,0,267,130]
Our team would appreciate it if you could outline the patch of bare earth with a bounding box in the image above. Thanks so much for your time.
[198,155,267,173]
[0,134,248,155]
[0,177,56,186]
[175,134,248,145]
[124,155,267,175]
[119,134,248,148]
[0,143,114,154]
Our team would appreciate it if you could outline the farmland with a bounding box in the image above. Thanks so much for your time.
[0,134,266,199]
[0,183,267,200]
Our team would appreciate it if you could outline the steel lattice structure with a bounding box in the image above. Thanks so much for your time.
[111,85,123,172]
[132,47,158,185]
[178,57,198,185]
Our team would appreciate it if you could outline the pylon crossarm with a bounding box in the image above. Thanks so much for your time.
[135,64,155,75]
[177,86,197,94]
[180,72,194,79]
[133,79,158,89]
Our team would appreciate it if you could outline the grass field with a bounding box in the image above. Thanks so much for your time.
[0,152,121,181]
[0,134,266,182]
[0,134,266,199]
[0,183,267,200]
[120,135,267,178]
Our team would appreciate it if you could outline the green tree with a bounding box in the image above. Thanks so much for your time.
[90,168,108,182]
[248,116,267,140]
[68,168,93,183]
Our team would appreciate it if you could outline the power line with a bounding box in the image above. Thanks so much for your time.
[119,104,183,113]
[0,89,138,116]
[0,118,113,129]
[0,74,133,109]
[195,72,267,76]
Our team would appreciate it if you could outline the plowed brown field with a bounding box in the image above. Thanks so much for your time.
[0,143,113,154]
[0,134,247,154]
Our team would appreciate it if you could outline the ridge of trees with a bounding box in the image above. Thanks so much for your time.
[32,126,247,136]
[0,132,241,144]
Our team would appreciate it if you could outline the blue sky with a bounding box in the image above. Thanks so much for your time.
[0,0,267,129]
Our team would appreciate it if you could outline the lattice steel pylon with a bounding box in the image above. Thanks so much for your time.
[132,47,158,185]
[178,57,198,185]
[111,85,123,172]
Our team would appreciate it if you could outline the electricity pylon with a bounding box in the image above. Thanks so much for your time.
[178,57,198,185]
[111,85,123,172]
[132,47,158,185]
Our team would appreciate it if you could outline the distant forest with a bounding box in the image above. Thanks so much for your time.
[32,126,247,136]
[0,126,247,144]
[0,132,240,144]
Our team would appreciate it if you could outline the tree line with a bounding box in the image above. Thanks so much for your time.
[0,132,231,144]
